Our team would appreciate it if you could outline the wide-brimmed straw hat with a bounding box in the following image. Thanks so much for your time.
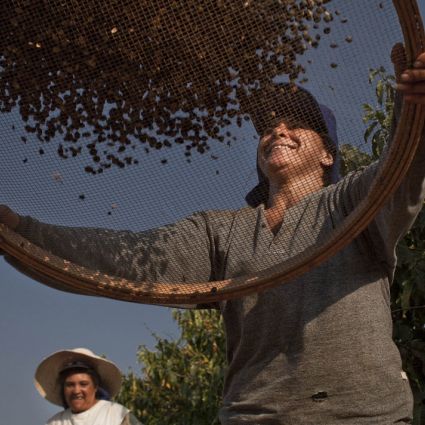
[34,348,122,407]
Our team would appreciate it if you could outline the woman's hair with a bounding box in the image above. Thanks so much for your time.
[59,366,101,408]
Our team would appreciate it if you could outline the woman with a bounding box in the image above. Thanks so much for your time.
[3,50,425,423]
[35,348,141,425]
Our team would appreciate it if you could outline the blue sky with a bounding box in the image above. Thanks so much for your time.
[1,1,424,423]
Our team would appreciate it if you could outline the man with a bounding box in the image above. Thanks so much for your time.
[1,50,425,423]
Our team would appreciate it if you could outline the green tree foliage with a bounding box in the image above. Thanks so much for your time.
[116,309,225,425]
[117,68,425,425]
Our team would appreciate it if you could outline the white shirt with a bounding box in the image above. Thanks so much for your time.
[46,400,129,425]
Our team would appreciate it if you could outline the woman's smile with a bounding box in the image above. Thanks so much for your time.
[63,373,98,413]
[265,140,299,157]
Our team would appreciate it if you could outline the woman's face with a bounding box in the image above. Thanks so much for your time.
[258,120,333,183]
[63,372,98,413]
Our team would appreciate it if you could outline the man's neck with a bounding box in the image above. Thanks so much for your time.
[264,174,324,235]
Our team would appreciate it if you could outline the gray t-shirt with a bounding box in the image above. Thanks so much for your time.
[16,133,425,424]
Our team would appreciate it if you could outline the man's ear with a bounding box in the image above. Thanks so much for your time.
[320,150,334,167]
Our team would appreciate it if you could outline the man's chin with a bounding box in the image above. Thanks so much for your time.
[70,401,87,413]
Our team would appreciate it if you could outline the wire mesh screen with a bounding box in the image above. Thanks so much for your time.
[0,0,423,304]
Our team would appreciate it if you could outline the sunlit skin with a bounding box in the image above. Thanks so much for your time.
[258,121,333,234]
[63,372,98,414]
[258,121,333,191]
[396,51,425,104]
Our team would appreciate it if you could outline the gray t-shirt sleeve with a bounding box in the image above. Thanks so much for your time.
[332,102,425,276]
[15,212,214,285]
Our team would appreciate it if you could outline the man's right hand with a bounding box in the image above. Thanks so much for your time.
[0,205,20,230]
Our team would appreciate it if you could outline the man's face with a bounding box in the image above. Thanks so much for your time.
[258,121,333,182]
[63,372,98,413]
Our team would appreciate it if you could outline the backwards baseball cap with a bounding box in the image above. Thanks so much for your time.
[244,83,339,207]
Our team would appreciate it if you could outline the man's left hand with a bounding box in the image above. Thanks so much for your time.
[396,52,425,105]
